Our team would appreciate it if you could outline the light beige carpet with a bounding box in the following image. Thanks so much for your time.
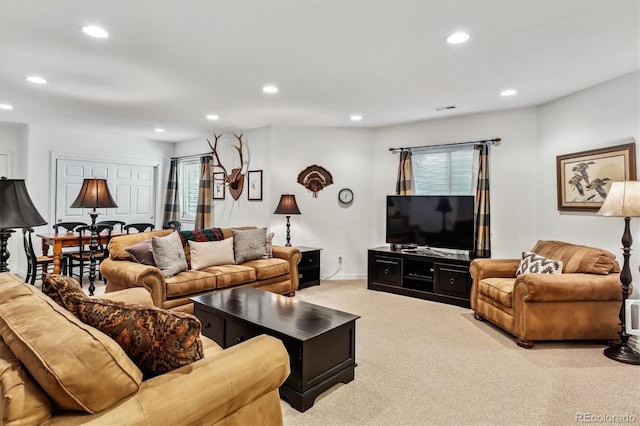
[281,280,640,426]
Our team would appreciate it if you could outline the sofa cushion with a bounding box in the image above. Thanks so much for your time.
[165,269,219,297]
[0,337,52,425]
[125,238,156,266]
[233,228,267,263]
[531,240,620,275]
[516,252,563,276]
[74,298,204,378]
[108,229,173,260]
[478,277,515,308]
[243,258,290,281]
[152,231,189,277]
[0,273,142,413]
[189,237,235,270]
[202,264,257,289]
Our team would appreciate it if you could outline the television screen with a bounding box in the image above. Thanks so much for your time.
[386,195,475,252]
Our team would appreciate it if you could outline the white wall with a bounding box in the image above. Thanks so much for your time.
[537,70,640,297]
[372,107,540,259]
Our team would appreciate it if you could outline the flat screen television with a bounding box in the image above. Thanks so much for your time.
[386,195,475,253]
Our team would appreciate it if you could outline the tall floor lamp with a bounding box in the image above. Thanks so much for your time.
[70,178,118,295]
[596,180,640,365]
[274,194,301,247]
[0,177,47,273]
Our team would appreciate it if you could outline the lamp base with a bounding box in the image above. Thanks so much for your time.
[604,342,640,365]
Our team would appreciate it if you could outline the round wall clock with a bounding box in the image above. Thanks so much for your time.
[338,188,354,205]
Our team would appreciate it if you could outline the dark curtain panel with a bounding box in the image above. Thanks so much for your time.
[163,158,180,225]
[474,144,491,257]
[395,150,413,195]
[195,155,212,229]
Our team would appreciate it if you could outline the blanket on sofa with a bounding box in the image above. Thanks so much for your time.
[178,227,224,246]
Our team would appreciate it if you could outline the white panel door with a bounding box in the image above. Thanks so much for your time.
[55,159,156,226]
[0,152,12,177]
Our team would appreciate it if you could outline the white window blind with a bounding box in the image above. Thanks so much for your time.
[179,158,200,220]
[412,145,476,195]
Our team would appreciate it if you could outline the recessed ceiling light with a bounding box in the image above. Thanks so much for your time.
[82,25,109,39]
[154,128,165,133]
[446,32,470,44]
[26,76,47,84]
[206,114,219,120]
[262,85,279,94]
[350,115,363,121]
[0,103,14,110]
[500,89,517,97]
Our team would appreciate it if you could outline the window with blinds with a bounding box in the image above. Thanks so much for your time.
[412,145,476,195]
[179,158,200,220]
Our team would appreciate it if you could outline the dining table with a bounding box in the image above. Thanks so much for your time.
[37,231,122,275]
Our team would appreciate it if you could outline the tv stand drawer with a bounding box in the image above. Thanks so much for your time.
[434,265,470,298]
[372,256,401,286]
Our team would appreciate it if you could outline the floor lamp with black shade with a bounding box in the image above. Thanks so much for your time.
[70,178,118,296]
[274,194,301,247]
[0,177,47,273]
[596,180,640,365]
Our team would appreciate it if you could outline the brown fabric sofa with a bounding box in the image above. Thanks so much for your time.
[100,228,301,313]
[0,272,290,425]
[469,240,623,348]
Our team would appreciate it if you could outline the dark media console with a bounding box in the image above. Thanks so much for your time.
[367,246,472,308]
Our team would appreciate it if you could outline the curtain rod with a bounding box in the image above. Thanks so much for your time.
[389,137,501,153]
[171,152,213,160]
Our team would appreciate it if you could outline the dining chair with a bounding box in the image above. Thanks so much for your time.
[163,220,182,231]
[52,221,87,234]
[96,220,126,232]
[124,223,155,234]
[22,227,57,285]
[67,224,113,283]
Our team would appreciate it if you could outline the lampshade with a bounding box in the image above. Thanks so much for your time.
[0,178,47,228]
[596,181,640,218]
[274,194,301,215]
[70,178,118,209]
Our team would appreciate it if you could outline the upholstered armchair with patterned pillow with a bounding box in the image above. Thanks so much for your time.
[469,240,623,348]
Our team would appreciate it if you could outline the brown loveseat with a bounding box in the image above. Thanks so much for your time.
[0,272,290,425]
[100,228,301,313]
[470,240,622,348]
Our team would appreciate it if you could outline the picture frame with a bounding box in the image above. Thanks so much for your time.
[247,170,263,201]
[556,142,636,211]
[213,172,225,200]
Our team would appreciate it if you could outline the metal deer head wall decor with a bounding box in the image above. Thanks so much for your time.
[207,133,248,200]
[297,164,333,198]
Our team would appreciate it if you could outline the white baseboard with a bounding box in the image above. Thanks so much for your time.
[322,273,367,281]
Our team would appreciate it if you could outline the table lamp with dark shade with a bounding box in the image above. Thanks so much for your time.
[0,177,47,273]
[274,194,301,247]
[70,178,118,295]
[596,180,640,365]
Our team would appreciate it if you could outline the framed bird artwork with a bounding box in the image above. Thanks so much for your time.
[556,142,636,211]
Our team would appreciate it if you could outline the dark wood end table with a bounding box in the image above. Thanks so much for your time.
[192,287,360,412]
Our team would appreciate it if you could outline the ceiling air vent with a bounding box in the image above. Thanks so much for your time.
[434,105,457,111]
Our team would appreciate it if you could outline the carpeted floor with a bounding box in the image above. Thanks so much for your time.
[281,280,640,426]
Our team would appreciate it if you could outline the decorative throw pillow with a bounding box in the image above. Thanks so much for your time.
[42,274,87,314]
[516,251,563,276]
[232,228,267,264]
[151,231,188,277]
[265,232,275,258]
[188,238,235,270]
[73,298,204,378]
[124,239,156,266]
[179,227,224,246]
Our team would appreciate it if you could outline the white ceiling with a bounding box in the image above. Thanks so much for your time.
[0,0,638,142]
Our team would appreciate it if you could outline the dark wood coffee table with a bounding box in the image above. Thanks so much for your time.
[191,287,360,412]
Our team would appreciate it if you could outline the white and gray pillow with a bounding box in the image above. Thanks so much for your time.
[516,251,563,276]
[151,231,188,277]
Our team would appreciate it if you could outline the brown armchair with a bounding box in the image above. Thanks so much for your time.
[470,240,622,348]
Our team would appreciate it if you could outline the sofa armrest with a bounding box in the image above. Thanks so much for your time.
[469,258,520,310]
[100,258,167,308]
[273,245,302,292]
[514,272,622,303]
[92,287,153,306]
[137,334,289,425]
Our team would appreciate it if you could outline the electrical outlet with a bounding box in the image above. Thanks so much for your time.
[338,256,343,264]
